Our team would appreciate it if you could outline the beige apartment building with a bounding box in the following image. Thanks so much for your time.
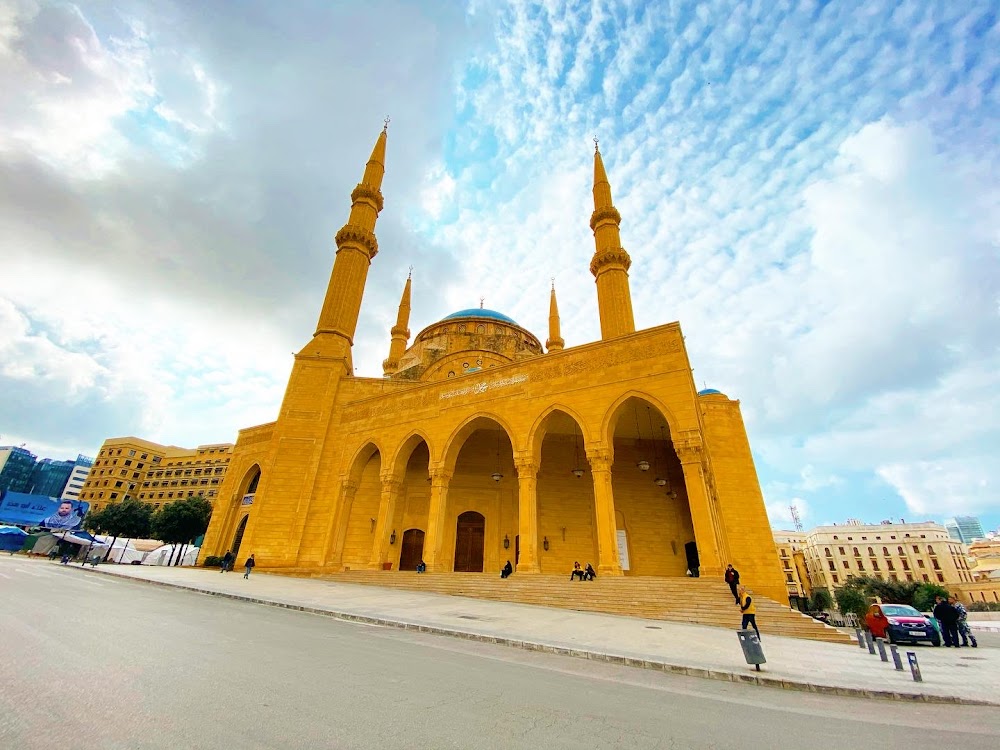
[773,521,974,595]
[773,531,812,608]
[79,437,233,513]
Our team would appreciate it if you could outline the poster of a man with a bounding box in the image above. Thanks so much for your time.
[40,501,84,530]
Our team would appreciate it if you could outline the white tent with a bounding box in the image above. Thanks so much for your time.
[142,544,200,566]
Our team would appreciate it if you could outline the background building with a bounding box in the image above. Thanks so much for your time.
[29,458,76,498]
[79,437,233,512]
[774,521,974,593]
[59,456,93,502]
[945,516,986,543]
[0,446,37,493]
[773,531,811,609]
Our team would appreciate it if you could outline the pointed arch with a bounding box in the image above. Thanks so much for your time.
[385,429,434,481]
[526,403,592,467]
[440,412,519,474]
[600,390,682,461]
[345,440,385,484]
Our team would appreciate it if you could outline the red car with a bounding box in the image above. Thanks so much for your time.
[865,603,940,646]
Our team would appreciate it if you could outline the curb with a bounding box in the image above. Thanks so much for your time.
[72,565,998,708]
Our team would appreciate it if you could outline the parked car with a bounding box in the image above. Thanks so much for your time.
[865,603,940,646]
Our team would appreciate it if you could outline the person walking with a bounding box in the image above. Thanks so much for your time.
[950,596,978,648]
[933,595,960,647]
[243,553,256,579]
[738,585,760,639]
[725,564,740,604]
[220,550,233,573]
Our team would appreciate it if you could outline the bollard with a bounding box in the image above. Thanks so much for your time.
[856,629,866,649]
[875,637,888,662]
[906,651,922,682]
[865,631,876,654]
[889,644,904,671]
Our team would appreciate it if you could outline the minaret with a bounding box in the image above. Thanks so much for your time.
[304,121,388,363]
[545,279,564,352]
[382,270,412,376]
[589,139,635,339]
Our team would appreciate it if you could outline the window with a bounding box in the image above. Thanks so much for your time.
[141,454,148,460]
[883,546,889,556]
[852,547,860,556]
[128,450,135,457]
[922,574,929,582]
[867,547,874,556]
[927,546,934,555]
[937,574,944,583]
[932,559,940,570]
[902,560,910,570]
[838,547,845,555]
[912,545,919,553]
[857,560,865,571]
[897,546,904,555]
[842,560,850,569]
[917,559,925,568]
[832,574,839,583]
[828,560,835,571]
[872,560,879,571]
[887,560,895,570]
[906,573,913,581]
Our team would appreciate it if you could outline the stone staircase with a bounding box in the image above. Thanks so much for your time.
[313,570,853,644]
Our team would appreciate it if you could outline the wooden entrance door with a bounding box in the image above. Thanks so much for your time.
[398,529,424,571]
[454,511,485,572]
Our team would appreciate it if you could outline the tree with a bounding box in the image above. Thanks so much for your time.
[151,497,213,566]
[834,586,868,624]
[101,498,154,562]
[83,507,108,535]
[808,588,833,611]
[912,583,950,613]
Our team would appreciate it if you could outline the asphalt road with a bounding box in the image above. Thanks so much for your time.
[2,557,999,749]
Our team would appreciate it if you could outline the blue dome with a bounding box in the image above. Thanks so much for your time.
[698,388,723,396]
[443,308,519,325]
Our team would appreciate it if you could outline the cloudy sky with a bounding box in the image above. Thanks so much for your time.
[1,0,997,533]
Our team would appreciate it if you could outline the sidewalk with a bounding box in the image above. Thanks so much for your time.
[70,562,1000,706]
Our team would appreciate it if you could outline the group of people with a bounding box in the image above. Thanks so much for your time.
[933,594,978,648]
[569,561,596,581]
[219,550,256,579]
[725,564,760,639]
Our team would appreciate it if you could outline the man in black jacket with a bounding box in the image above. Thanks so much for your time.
[725,564,740,604]
[933,595,961,647]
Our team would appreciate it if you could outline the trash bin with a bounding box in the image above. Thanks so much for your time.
[737,629,766,671]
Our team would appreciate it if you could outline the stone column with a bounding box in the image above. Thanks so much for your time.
[324,478,358,569]
[676,437,723,578]
[423,467,452,572]
[369,475,402,570]
[587,448,623,576]
[514,457,540,574]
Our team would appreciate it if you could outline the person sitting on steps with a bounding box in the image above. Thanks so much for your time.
[570,561,585,581]
[415,560,426,573]
[583,563,596,581]
[500,560,513,579]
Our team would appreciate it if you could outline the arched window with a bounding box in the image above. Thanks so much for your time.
[824,547,831,557]
[867,546,874,556]
[882,546,889,556]
[852,547,859,556]
[897,546,904,555]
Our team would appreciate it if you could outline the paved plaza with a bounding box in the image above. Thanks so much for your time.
[20,555,1000,706]
[3,555,999,749]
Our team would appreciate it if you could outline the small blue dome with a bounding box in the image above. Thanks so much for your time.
[698,388,723,396]
[443,308,518,325]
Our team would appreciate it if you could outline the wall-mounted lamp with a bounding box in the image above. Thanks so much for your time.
[390,530,397,545]
[503,534,510,549]
[370,518,376,533]
[543,536,549,551]
[637,459,651,472]
[655,477,667,487]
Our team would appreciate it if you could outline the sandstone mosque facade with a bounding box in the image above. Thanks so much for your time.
[200,125,788,604]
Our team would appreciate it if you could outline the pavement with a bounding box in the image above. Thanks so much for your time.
[31,556,1000,706]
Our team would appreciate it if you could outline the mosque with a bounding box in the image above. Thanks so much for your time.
[200,124,788,605]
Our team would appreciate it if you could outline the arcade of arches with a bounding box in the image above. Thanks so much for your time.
[200,124,788,604]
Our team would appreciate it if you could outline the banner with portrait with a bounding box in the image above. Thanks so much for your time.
[0,492,89,530]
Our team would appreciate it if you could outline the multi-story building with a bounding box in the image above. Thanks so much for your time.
[773,531,811,609]
[0,446,37,493]
[945,515,986,543]
[29,458,76,497]
[79,437,233,513]
[774,521,974,593]
[59,456,93,502]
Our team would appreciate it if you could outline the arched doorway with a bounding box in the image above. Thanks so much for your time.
[454,511,485,572]
[398,529,425,571]
[232,515,249,557]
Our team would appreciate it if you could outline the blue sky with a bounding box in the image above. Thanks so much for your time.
[0,0,997,534]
